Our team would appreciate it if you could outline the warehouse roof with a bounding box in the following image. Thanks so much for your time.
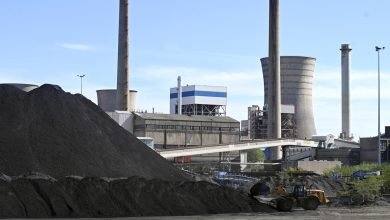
[135,113,238,123]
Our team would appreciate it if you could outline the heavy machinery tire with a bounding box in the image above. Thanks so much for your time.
[302,196,319,210]
[275,196,293,212]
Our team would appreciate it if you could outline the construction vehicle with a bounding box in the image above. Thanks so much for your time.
[254,184,329,211]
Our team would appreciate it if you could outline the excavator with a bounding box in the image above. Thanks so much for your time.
[253,184,329,211]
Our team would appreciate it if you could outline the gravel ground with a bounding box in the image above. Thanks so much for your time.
[116,206,390,220]
[9,206,390,220]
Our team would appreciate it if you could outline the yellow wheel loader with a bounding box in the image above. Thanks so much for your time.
[254,184,329,211]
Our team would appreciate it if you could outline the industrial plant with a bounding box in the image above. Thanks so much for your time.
[94,0,386,170]
[2,0,390,218]
[3,0,388,167]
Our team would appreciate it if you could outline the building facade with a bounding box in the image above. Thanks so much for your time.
[360,126,390,163]
[170,85,227,116]
[133,113,240,149]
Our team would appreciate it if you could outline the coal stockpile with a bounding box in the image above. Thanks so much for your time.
[0,84,274,217]
[0,173,262,218]
[0,84,186,181]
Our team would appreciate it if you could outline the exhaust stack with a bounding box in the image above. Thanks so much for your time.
[268,0,282,160]
[340,44,352,139]
[115,0,129,111]
[177,76,182,115]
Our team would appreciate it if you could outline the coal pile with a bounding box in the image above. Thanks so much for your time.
[0,84,276,217]
[0,173,260,218]
[0,84,186,181]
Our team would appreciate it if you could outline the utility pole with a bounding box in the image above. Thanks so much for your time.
[375,46,385,164]
[77,74,85,95]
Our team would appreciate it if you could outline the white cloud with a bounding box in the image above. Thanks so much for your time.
[59,43,95,51]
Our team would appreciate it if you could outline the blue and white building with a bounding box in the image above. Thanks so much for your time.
[170,85,227,116]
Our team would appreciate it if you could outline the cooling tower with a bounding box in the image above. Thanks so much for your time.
[97,89,137,112]
[261,56,316,139]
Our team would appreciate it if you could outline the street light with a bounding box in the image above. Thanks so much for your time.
[77,74,86,95]
[375,46,385,164]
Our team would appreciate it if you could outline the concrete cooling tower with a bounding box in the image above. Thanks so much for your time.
[97,89,137,112]
[261,56,316,139]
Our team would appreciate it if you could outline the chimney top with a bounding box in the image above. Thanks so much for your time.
[340,44,352,51]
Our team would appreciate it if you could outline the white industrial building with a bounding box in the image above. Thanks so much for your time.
[170,85,227,116]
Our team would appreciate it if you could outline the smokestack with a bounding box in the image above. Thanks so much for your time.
[340,44,352,139]
[116,0,129,111]
[177,76,182,115]
[268,0,282,160]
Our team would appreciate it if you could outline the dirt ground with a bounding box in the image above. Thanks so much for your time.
[119,206,390,220]
[11,206,390,220]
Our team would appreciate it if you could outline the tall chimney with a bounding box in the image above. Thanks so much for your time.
[268,0,282,159]
[340,44,352,139]
[116,0,129,111]
[177,76,182,115]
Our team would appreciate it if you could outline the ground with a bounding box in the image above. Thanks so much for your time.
[119,206,390,220]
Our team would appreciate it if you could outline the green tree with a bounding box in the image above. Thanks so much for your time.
[247,148,265,162]
[353,176,384,202]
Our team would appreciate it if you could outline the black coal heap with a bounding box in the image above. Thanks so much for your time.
[0,84,186,181]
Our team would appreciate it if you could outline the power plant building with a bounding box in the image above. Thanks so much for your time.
[170,85,227,116]
[360,126,390,164]
[261,56,317,139]
[133,113,239,149]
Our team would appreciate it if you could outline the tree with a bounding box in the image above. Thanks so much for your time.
[353,176,384,203]
[247,148,265,162]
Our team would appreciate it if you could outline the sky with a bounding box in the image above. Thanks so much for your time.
[0,0,390,139]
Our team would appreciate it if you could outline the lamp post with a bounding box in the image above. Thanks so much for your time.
[77,74,86,95]
[375,46,385,164]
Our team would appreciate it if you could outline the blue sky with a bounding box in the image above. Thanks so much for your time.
[1,0,389,139]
